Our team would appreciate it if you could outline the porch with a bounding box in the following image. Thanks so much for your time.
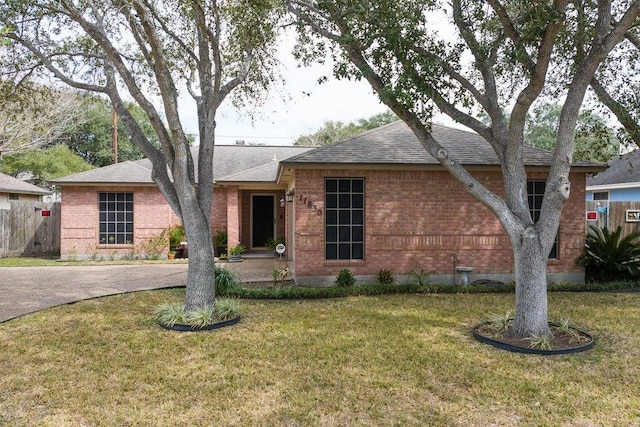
[217,252,292,287]
[220,187,290,253]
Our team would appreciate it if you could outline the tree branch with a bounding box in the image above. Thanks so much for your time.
[450,0,507,141]
[5,33,107,93]
[591,77,640,147]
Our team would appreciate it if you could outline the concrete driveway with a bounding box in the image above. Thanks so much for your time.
[0,264,188,323]
[0,257,287,323]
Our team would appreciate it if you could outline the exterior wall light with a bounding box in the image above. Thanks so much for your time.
[286,189,295,203]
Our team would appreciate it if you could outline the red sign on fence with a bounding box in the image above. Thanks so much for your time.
[585,211,598,221]
[41,210,51,217]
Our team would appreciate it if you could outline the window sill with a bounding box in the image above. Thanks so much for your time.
[323,259,366,266]
[96,244,134,249]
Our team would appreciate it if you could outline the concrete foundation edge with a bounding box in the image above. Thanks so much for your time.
[295,272,585,287]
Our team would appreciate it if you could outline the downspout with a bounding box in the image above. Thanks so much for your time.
[452,253,457,286]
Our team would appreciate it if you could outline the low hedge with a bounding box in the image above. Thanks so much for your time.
[227,280,639,300]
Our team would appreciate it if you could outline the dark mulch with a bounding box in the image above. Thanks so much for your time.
[473,321,594,354]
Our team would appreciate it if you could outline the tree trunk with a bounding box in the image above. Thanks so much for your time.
[184,246,216,312]
[182,207,216,312]
[509,227,552,338]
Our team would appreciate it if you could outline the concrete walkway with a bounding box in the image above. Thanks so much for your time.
[0,258,289,323]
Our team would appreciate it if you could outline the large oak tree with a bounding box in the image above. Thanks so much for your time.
[1,0,281,311]
[288,0,640,338]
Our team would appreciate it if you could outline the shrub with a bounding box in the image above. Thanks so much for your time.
[229,244,246,256]
[409,268,434,286]
[146,230,169,260]
[213,229,227,247]
[213,230,227,257]
[185,305,215,328]
[266,236,286,251]
[335,269,355,287]
[578,225,640,282]
[486,310,513,337]
[376,269,394,285]
[233,280,636,300]
[214,266,243,296]
[272,267,289,286]
[214,298,241,320]
[526,335,552,350]
[154,303,187,327]
[169,224,186,250]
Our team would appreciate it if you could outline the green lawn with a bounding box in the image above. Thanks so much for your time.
[1,289,639,426]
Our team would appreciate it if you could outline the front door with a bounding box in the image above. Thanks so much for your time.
[252,195,274,248]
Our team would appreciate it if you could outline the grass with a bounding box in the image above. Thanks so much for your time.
[1,289,640,426]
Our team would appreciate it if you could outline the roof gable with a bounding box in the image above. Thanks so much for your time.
[212,145,313,182]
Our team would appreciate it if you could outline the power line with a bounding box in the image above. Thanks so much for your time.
[216,134,296,140]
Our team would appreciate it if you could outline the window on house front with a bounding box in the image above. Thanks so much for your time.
[325,178,364,260]
[98,192,133,244]
[527,180,558,259]
[8,193,19,201]
[593,191,609,201]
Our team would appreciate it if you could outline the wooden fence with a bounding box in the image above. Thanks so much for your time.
[585,200,640,236]
[0,202,60,258]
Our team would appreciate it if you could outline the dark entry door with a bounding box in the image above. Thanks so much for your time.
[252,195,274,248]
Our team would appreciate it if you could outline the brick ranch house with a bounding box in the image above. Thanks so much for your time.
[52,121,602,285]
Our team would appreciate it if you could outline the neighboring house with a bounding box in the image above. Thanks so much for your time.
[0,172,51,210]
[52,121,602,285]
[586,149,640,202]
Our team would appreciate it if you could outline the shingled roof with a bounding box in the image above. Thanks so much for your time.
[52,121,602,186]
[587,150,640,187]
[0,172,51,195]
[51,161,154,184]
[282,120,601,168]
[51,145,313,185]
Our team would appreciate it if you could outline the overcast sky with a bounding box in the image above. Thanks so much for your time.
[178,33,388,146]
[177,13,461,146]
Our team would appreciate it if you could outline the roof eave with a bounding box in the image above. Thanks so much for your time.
[0,189,51,195]
[586,182,640,191]
[51,181,157,187]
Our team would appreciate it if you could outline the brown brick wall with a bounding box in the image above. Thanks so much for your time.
[292,169,586,280]
[60,186,178,259]
[226,186,240,249]
[61,185,235,259]
[211,187,228,235]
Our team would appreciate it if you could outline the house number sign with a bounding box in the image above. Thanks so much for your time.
[298,194,322,216]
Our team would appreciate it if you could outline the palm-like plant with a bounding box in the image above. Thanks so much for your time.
[578,225,640,282]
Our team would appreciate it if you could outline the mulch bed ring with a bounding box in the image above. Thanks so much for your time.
[158,315,241,332]
[472,321,595,355]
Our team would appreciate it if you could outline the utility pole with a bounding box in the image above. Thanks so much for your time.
[112,107,118,164]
